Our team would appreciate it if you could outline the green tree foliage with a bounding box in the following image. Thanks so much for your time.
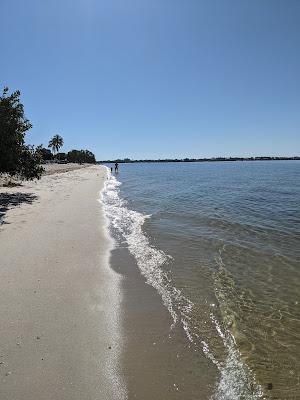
[57,152,66,161]
[67,149,96,164]
[48,134,64,157]
[36,146,53,161]
[0,87,43,180]
[19,145,44,180]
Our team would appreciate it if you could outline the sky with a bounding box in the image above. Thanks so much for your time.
[1,0,299,160]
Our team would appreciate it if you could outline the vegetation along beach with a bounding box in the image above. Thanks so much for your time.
[1,1,300,399]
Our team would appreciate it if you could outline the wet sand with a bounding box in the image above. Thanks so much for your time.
[110,246,217,400]
[0,166,125,400]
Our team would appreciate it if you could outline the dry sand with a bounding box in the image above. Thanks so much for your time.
[0,163,90,187]
[0,166,126,400]
[42,163,91,175]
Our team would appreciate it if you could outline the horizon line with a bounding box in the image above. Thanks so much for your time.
[97,156,300,163]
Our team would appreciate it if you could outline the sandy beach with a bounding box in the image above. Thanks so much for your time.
[0,165,125,400]
[0,164,216,400]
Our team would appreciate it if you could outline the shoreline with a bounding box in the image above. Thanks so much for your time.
[101,169,269,399]
[0,166,126,399]
[101,170,218,399]
[110,246,217,399]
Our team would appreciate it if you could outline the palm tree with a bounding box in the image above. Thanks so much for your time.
[48,134,64,160]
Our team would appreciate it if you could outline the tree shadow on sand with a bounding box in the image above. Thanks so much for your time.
[0,192,38,225]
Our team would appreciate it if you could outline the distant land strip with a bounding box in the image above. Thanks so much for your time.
[98,156,300,164]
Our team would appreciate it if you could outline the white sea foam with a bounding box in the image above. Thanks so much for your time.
[101,169,180,323]
[101,168,265,400]
[209,314,264,400]
[98,171,128,400]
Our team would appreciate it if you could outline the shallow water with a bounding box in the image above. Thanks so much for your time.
[102,161,300,399]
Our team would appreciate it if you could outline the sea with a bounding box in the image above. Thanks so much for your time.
[101,161,300,400]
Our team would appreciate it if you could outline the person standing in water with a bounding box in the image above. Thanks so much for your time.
[115,162,119,172]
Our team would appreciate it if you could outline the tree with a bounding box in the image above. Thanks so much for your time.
[83,150,96,163]
[48,134,64,159]
[56,152,66,161]
[19,145,44,180]
[67,149,96,164]
[36,146,53,161]
[67,150,82,163]
[0,87,43,180]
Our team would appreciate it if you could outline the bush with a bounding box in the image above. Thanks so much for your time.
[36,146,53,161]
[0,87,43,180]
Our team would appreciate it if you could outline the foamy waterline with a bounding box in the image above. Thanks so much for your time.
[101,167,265,400]
[98,168,128,400]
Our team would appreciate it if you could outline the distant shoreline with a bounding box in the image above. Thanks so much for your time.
[98,156,299,164]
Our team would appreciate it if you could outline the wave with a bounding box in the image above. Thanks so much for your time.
[100,168,265,400]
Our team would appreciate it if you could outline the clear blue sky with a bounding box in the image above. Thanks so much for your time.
[1,0,299,160]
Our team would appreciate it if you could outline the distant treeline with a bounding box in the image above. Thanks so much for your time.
[98,156,300,164]
[39,148,96,164]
